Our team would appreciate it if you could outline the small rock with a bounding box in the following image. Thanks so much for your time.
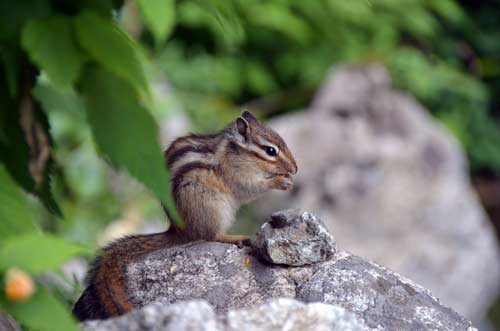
[269,209,301,228]
[253,209,336,266]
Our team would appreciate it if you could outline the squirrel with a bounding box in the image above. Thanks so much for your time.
[72,111,297,321]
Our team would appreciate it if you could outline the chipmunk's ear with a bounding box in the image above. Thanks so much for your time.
[236,116,250,141]
[241,110,257,122]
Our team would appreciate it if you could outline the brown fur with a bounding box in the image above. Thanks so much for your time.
[73,111,297,321]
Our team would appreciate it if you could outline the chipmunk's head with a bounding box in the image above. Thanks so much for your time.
[228,111,297,191]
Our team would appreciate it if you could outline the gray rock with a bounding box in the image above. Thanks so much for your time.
[223,298,365,331]
[82,299,367,331]
[297,252,474,331]
[0,312,19,331]
[82,300,217,331]
[255,65,500,322]
[253,209,336,266]
[103,210,477,331]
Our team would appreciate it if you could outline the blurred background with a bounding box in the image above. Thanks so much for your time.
[1,0,500,330]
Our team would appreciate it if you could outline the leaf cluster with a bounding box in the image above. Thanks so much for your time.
[0,0,180,329]
[154,0,500,170]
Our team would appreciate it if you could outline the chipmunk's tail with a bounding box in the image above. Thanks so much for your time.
[73,230,179,321]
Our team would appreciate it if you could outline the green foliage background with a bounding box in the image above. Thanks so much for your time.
[0,0,499,329]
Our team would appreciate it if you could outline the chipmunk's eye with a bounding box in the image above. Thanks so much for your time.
[264,146,277,157]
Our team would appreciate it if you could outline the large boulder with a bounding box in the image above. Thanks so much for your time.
[254,65,500,322]
[83,210,476,331]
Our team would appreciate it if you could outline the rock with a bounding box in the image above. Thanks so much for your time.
[254,65,500,322]
[88,210,478,331]
[82,301,217,331]
[82,299,366,331]
[223,299,364,331]
[253,209,336,266]
[0,313,19,331]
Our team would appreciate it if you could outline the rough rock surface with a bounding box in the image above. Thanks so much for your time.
[82,299,366,331]
[83,210,476,331]
[253,209,336,266]
[254,65,500,322]
[0,313,19,331]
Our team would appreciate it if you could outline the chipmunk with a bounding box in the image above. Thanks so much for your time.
[72,111,297,321]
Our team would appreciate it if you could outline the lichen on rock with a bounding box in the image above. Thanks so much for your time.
[253,209,336,266]
[255,65,500,322]
[82,209,477,331]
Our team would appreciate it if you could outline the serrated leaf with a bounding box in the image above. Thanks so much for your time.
[31,99,63,216]
[80,66,181,226]
[21,15,84,88]
[1,286,77,331]
[0,233,86,274]
[0,84,32,194]
[0,164,38,239]
[0,91,61,216]
[137,0,176,45]
[74,11,150,99]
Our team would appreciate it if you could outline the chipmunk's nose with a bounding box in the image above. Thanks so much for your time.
[280,160,297,176]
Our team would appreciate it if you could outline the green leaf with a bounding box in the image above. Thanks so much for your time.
[80,66,181,226]
[33,78,86,116]
[21,15,84,88]
[425,0,464,23]
[0,45,20,97]
[0,164,38,239]
[32,99,63,217]
[0,0,50,43]
[0,94,62,217]
[244,3,311,44]
[74,11,150,99]
[244,61,278,95]
[0,83,32,198]
[0,233,86,274]
[196,0,245,47]
[137,0,176,45]
[1,286,77,331]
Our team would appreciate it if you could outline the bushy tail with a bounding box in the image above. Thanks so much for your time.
[73,282,108,321]
[73,230,180,321]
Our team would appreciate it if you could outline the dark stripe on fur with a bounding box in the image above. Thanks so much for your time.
[227,141,240,155]
[189,133,219,141]
[245,147,276,163]
[167,145,215,167]
[227,141,274,163]
[172,161,213,196]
